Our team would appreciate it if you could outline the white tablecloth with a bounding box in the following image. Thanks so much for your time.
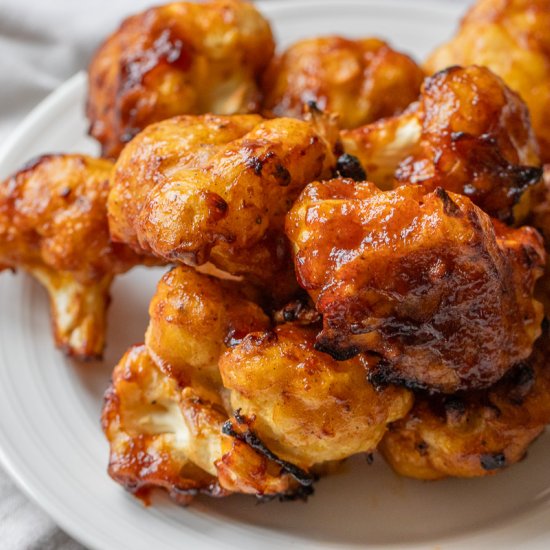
[0,0,470,548]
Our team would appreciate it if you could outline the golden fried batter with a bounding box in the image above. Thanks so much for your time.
[286,179,545,393]
[425,0,550,162]
[0,154,143,359]
[219,324,413,470]
[262,36,423,129]
[145,265,270,393]
[342,65,542,222]
[87,0,275,158]
[380,329,550,479]
[109,111,338,302]
[102,345,309,503]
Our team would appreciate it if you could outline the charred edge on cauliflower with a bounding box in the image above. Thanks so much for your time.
[273,298,322,326]
[222,410,315,487]
[480,452,507,471]
[335,153,367,182]
[255,483,315,503]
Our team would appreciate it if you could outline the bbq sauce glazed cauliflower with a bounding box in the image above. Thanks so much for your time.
[425,0,550,163]
[219,324,413,471]
[342,65,542,223]
[144,265,270,395]
[102,345,228,503]
[0,154,144,360]
[103,343,320,501]
[380,327,550,479]
[286,178,546,393]
[109,111,339,303]
[262,36,424,129]
[87,0,275,159]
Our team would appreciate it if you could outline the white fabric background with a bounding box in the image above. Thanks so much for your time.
[0,0,471,548]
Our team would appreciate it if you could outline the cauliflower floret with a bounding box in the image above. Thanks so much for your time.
[0,154,145,359]
[87,0,275,158]
[262,36,423,129]
[380,329,550,479]
[342,65,542,223]
[109,111,339,304]
[219,324,413,470]
[286,178,545,393]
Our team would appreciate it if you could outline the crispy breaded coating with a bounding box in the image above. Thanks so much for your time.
[109,112,338,302]
[102,345,308,503]
[286,179,545,393]
[262,36,423,129]
[144,265,270,393]
[87,0,275,158]
[0,154,143,359]
[380,329,550,479]
[219,324,413,470]
[342,65,542,222]
[425,0,550,162]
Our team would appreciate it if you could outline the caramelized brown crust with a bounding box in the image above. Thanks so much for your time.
[87,0,275,158]
[144,265,270,392]
[425,0,550,163]
[219,324,413,469]
[0,154,144,359]
[342,65,541,223]
[286,179,545,393]
[380,330,550,479]
[262,36,423,129]
[109,112,338,302]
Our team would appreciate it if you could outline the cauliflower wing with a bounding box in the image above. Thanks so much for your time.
[342,65,542,223]
[109,112,339,302]
[219,324,413,470]
[262,36,424,129]
[0,154,144,359]
[286,178,545,393]
[144,265,270,393]
[103,344,313,503]
[87,0,275,158]
[425,0,550,162]
[380,328,550,479]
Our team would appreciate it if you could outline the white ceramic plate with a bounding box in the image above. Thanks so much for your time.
[2,1,550,549]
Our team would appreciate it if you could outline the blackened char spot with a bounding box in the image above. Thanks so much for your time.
[222,412,314,487]
[416,441,428,456]
[255,483,315,503]
[443,395,466,424]
[480,452,506,471]
[435,187,461,217]
[314,339,359,361]
[508,165,543,189]
[336,153,367,181]
[245,156,264,175]
[274,163,291,186]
